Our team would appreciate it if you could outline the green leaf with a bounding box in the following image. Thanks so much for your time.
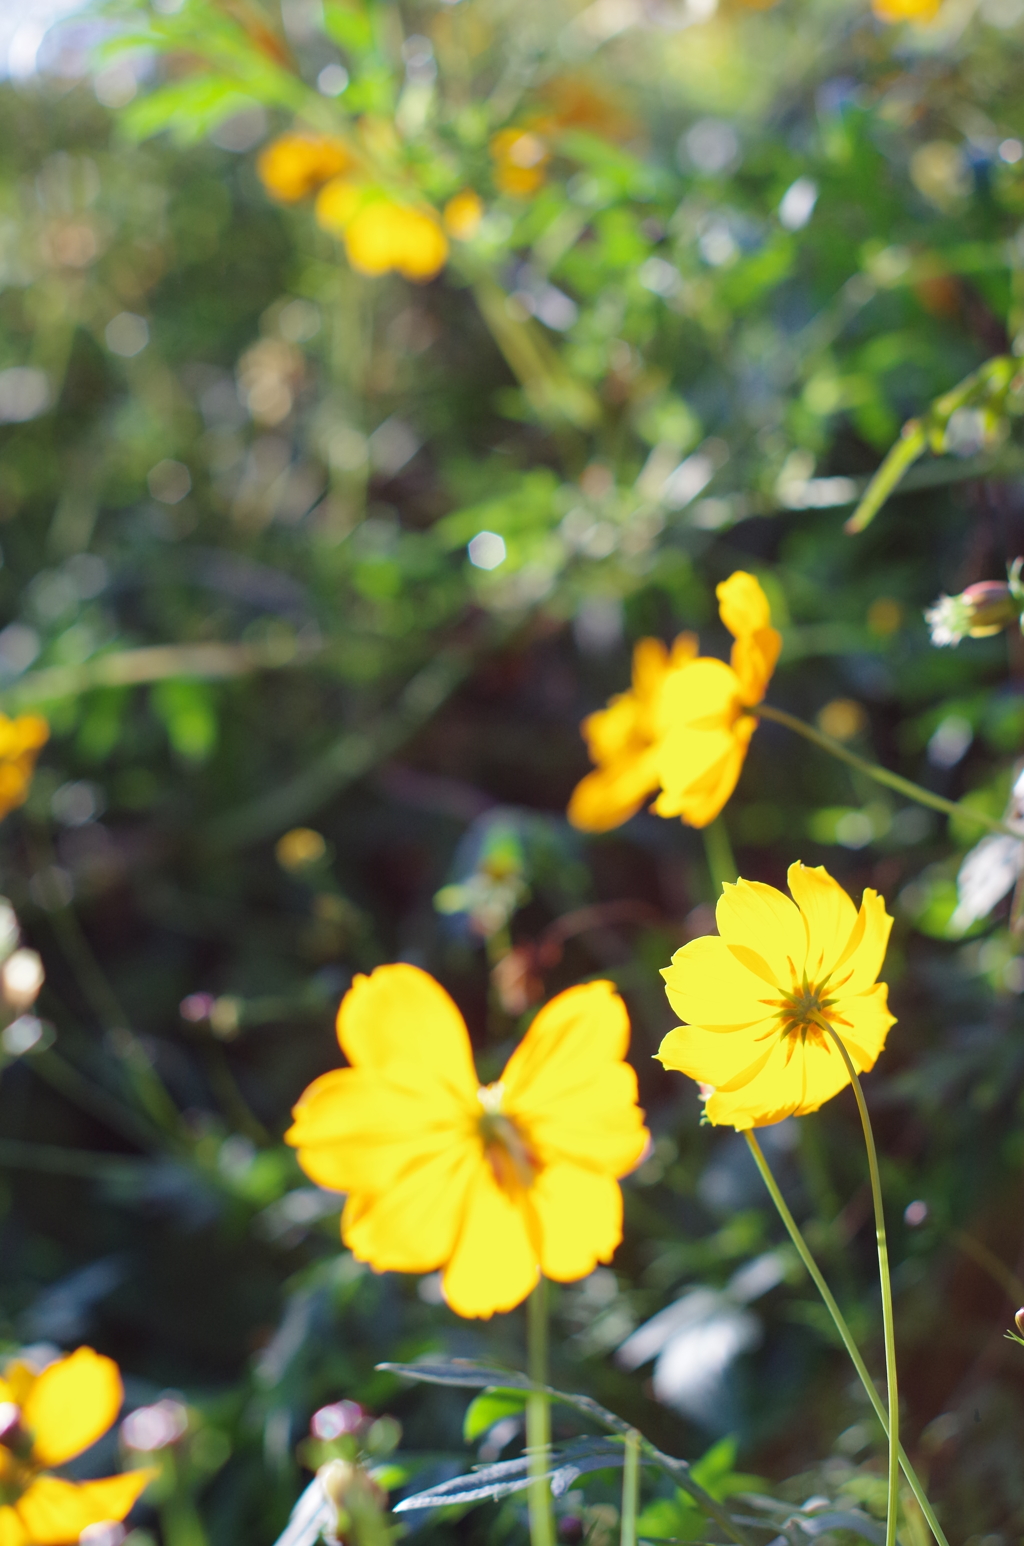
[463,1389,527,1443]
[118,76,262,144]
[151,679,218,764]
[323,1,377,55]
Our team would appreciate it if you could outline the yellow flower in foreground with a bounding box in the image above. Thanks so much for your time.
[653,570,781,828]
[257,132,352,203]
[0,715,47,822]
[657,862,894,1129]
[0,1346,154,1545]
[286,964,648,1318]
[568,633,697,832]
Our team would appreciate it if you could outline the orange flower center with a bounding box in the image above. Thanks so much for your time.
[477,1085,539,1196]
[761,975,841,1055]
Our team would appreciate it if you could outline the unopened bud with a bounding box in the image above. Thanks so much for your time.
[1015,1306,1024,1337]
[926,580,1022,647]
[319,1459,356,1511]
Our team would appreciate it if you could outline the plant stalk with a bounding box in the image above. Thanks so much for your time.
[621,1429,640,1546]
[743,1132,947,1546]
[702,815,739,893]
[758,702,1024,841]
[527,1279,556,1546]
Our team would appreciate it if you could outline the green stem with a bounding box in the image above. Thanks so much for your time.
[527,1279,555,1546]
[743,1132,948,1546]
[621,1430,640,1546]
[819,1026,899,1546]
[758,702,1024,841]
[702,815,739,893]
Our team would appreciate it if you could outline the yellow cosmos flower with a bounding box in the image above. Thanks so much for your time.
[568,633,698,833]
[286,964,648,1318]
[443,188,484,241]
[653,571,781,828]
[256,133,352,203]
[0,1346,155,1545]
[490,129,551,198]
[315,181,449,281]
[0,716,48,822]
[657,862,895,1129]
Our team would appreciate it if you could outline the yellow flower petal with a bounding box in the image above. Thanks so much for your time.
[730,627,781,706]
[653,719,753,828]
[336,964,479,1097]
[23,1349,122,1468]
[565,749,661,832]
[257,133,352,203]
[716,571,772,638]
[787,862,858,980]
[657,1019,778,1091]
[16,1471,154,1546]
[661,936,777,1027]
[831,889,894,993]
[0,1506,27,1546]
[0,1364,37,1408]
[529,1163,623,1281]
[501,982,648,1176]
[442,1164,539,1318]
[716,879,806,985]
[830,983,896,1068]
[340,1139,480,1273]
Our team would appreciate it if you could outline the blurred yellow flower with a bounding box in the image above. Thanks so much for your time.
[653,571,781,828]
[315,181,449,281]
[568,633,698,832]
[443,188,484,240]
[286,963,648,1318]
[0,1346,155,1545]
[275,827,327,872]
[872,0,940,20]
[0,715,47,821]
[657,862,894,1129]
[257,132,352,203]
[490,129,551,197]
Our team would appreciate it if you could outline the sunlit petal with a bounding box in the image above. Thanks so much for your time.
[335,964,479,1099]
[23,1348,122,1467]
[341,1141,480,1273]
[787,862,859,981]
[529,1164,622,1281]
[16,1472,154,1546]
[716,879,806,982]
[442,1166,539,1318]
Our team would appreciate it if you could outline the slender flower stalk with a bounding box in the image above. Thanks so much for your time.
[758,703,1024,841]
[811,1018,899,1546]
[742,1133,948,1546]
[527,1281,555,1546]
[620,1429,640,1546]
[702,815,738,895]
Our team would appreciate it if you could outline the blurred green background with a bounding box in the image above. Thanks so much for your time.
[1,0,1024,1542]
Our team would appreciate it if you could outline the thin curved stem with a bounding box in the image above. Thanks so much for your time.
[758,703,1023,841]
[743,1133,948,1546]
[813,1024,898,1546]
[621,1429,640,1546]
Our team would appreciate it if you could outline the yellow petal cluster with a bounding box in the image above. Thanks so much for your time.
[0,1347,154,1545]
[315,182,449,281]
[0,716,48,822]
[657,862,895,1129]
[567,633,697,832]
[256,133,352,203]
[286,963,648,1318]
[568,571,780,832]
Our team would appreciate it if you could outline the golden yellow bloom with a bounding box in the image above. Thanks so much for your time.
[0,1346,155,1545]
[257,133,352,203]
[0,716,47,822]
[653,571,781,828]
[568,634,697,833]
[286,964,648,1318]
[275,827,327,872]
[443,189,484,240]
[315,181,449,281]
[872,0,940,20]
[657,862,894,1129]
[490,129,551,198]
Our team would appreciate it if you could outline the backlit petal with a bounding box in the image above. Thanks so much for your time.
[336,964,479,1099]
[657,656,740,729]
[341,1139,481,1273]
[832,983,895,1070]
[500,983,648,1175]
[730,627,781,705]
[580,693,639,767]
[23,1348,122,1467]
[787,863,858,982]
[441,1166,539,1317]
[529,1164,622,1281]
[654,721,751,828]
[0,1506,27,1546]
[716,879,806,985]
[705,1036,849,1129]
[629,637,670,701]
[567,748,661,832]
[831,889,893,993]
[16,1471,154,1546]
[656,1019,778,1090]
[661,936,776,1027]
[716,571,772,638]
[286,1065,472,1193]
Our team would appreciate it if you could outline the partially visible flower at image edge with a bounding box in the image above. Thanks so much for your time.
[286,963,648,1317]
[871,0,940,22]
[657,862,894,1129]
[0,715,48,821]
[654,571,781,828]
[0,1345,155,1545]
[567,632,697,832]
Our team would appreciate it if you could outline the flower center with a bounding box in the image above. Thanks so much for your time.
[764,977,836,1053]
[477,1084,539,1195]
